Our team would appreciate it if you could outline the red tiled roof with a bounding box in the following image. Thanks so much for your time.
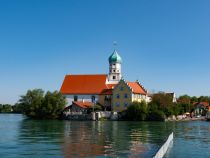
[199,102,209,107]
[60,74,147,95]
[127,82,147,95]
[100,89,113,95]
[72,101,93,109]
[100,84,116,95]
[60,74,108,94]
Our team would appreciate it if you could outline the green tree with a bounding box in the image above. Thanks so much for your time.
[19,89,44,118]
[126,101,148,121]
[147,109,165,121]
[198,96,210,103]
[190,96,198,103]
[12,103,23,113]
[42,91,67,119]
[0,104,12,113]
[151,92,174,117]
[19,89,66,119]
[178,95,191,104]
[152,92,173,108]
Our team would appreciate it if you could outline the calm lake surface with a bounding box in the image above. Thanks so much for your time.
[0,114,209,158]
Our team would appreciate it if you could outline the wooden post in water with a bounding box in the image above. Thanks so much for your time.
[153,132,173,158]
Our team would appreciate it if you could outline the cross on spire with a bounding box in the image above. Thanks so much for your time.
[113,41,117,49]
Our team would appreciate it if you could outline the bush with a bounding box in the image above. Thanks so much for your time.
[147,110,165,121]
[19,89,66,119]
[126,101,148,121]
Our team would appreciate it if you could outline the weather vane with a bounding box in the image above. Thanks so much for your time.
[113,41,117,49]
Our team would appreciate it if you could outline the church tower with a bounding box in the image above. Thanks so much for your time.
[108,50,122,83]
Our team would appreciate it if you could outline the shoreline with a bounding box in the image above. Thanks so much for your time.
[166,116,206,122]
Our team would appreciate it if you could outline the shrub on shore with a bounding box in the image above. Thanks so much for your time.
[125,101,166,121]
[126,101,148,121]
[147,110,165,121]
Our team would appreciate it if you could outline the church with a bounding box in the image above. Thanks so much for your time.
[60,50,149,112]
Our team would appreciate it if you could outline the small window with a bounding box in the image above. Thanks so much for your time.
[113,76,116,79]
[113,64,116,66]
[116,94,120,99]
[120,87,124,91]
[91,96,95,103]
[116,102,120,107]
[74,96,78,101]
[124,93,128,98]
[124,102,128,107]
[113,70,115,72]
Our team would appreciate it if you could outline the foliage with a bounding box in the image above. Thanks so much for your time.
[178,95,191,104]
[12,103,23,113]
[19,89,66,119]
[0,104,12,113]
[152,92,173,108]
[150,92,175,117]
[190,96,198,103]
[198,96,210,103]
[124,93,210,121]
[147,110,165,121]
[126,101,148,121]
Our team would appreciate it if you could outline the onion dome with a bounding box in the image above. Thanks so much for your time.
[108,50,122,63]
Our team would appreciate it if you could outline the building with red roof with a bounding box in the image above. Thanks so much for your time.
[60,50,148,112]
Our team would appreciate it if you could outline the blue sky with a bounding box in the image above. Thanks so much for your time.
[0,0,210,104]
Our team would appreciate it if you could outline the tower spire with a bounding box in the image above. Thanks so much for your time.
[108,47,122,84]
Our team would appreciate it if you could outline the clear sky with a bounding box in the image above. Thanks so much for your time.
[0,0,210,104]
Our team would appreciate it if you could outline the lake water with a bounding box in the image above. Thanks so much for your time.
[0,114,209,158]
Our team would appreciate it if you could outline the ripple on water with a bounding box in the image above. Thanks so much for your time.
[0,114,174,158]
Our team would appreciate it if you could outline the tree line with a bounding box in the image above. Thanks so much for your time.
[1,89,210,120]
[0,89,66,119]
[0,103,23,113]
[124,93,210,121]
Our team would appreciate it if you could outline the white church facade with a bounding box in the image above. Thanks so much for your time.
[60,50,149,112]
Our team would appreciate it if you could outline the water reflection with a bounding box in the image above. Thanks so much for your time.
[0,114,173,158]
[62,121,173,158]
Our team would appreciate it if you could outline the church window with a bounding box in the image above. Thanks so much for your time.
[124,93,128,98]
[113,76,116,79]
[91,96,96,103]
[116,94,120,99]
[74,96,78,101]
